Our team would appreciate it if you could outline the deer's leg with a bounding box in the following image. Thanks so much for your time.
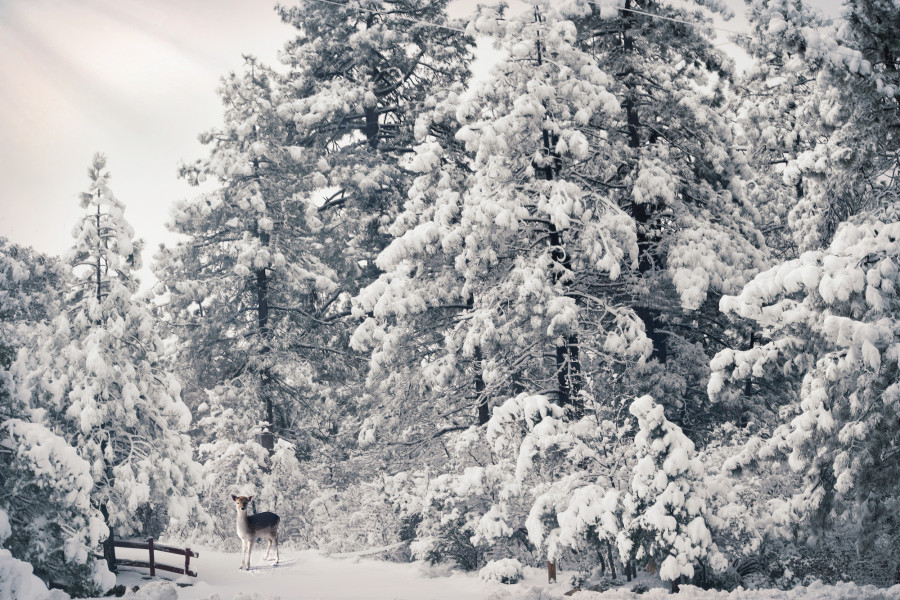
[264,537,272,559]
[274,533,279,565]
[240,539,247,569]
[247,539,253,570]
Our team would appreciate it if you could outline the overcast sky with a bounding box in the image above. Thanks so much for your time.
[0,0,291,279]
[0,0,840,288]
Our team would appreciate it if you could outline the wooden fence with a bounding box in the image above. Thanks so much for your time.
[113,538,198,578]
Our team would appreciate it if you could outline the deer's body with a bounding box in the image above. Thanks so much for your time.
[232,495,280,570]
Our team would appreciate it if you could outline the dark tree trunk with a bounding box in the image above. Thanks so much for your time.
[534,21,584,416]
[466,295,490,426]
[99,504,117,573]
[96,202,103,304]
[364,106,380,149]
[744,331,755,397]
[475,345,489,425]
[256,244,274,455]
[606,541,616,578]
[623,0,667,363]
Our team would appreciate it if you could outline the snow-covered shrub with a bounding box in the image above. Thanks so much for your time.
[701,426,800,562]
[0,422,114,596]
[619,395,725,584]
[298,477,409,557]
[503,394,632,576]
[479,558,524,584]
[408,459,496,570]
[385,421,540,571]
[0,521,69,600]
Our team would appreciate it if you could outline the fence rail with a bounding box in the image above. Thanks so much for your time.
[113,538,198,578]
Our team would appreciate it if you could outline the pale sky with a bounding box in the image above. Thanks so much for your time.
[0,0,293,284]
[0,0,841,288]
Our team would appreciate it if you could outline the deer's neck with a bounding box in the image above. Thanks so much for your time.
[236,510,252,534]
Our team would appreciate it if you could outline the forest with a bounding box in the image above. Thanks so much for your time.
[1,0,898,597]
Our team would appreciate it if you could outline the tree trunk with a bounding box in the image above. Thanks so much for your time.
[744,331,755,397]
[534,20,584,416]
[466,295,490,426]
[256,263,275,456]
[364,106,380,149]
[622,0,666,363]
[95,200,103,305]
[99,504,117,573]
[606,541,616,578]
[474,345,489,425]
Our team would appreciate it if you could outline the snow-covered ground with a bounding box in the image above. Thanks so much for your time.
[110,547,561,600]
[103,547,900,600]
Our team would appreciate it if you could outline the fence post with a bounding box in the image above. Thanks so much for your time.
[185,548,191,577]
[547,560,557,583]
[148,537,155,577]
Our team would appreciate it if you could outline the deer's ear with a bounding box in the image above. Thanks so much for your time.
[248,495,253,502]
[231,494,238,501]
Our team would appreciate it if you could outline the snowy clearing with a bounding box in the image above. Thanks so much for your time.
[101,548,900,600]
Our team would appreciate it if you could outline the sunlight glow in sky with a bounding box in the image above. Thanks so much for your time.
[0,0,291,285]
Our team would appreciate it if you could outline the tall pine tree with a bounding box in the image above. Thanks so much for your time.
[22,154,205,569]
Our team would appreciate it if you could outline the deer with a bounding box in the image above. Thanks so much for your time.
[232,494,280,570]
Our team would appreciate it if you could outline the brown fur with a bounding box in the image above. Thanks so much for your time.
[232,494,280,570]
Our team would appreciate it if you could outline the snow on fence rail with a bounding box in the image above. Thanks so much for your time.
[113,538,198,577]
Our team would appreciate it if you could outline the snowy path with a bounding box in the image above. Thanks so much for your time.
[113,547,564,600]
[110,548,900,600]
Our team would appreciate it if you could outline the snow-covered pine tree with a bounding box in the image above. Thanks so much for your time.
[153,58,325,540]
[353,0,647,455]
[274,0,472,291]
[270,0,475,477]
[0,240,111,596]
[710,206,900,559]
[349,82,481,466]
[0,509,70,600]
[0,420,114,596]
[567,0,770,431]
[619,395,723,589]
[21,154,205,569]
[159,3,473,538]
[708,0,899,576]
[740,0,899,253]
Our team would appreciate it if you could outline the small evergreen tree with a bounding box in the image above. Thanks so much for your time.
[0,239,110,596]
[21,154,206,569]
[620,395,723,587]
[0,421,113,596]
